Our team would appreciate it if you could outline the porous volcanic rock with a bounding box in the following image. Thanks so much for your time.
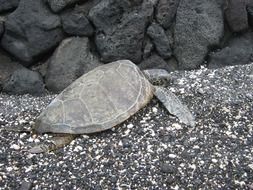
[142,37,154,59]
[225,0,249,32]
[2,68,45,95]
[47,0,81,13]
[174,0,224,69]
[247,5,253,28]
[0,0,20,13]
[31,61,49,79]
[45,37,102,92]
[61,6,94,36]
[147,22,172,59]
[155,0,180,29]
[139,54,178,71]
[0,49,23,88]
[88,0,154,63]
[0,20,4,37]
[1,0,64,65]
[208,32,253,68]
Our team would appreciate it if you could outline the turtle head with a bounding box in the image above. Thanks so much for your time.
[142,69,171,87]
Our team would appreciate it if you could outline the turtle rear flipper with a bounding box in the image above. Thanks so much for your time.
[154,86,195,127]
[28,134,77,154]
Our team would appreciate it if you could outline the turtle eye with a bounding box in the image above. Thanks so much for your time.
[152,78,169,87]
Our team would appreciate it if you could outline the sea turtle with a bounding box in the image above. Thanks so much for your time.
[29,60,195,153]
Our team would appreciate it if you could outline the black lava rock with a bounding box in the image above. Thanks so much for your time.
[174,0,224,69]
[1,0,64,65]
[0,0,20,13]
[139,54,176,72]
[247,5,253,28]
[88,0,154,63]
[0,20,4,38]
[0,49,24,87]
[142,37,154,59]
[45,37,102,92]
[61,7,94,36]
[2,68,45,95]
[47,0,80,13]
[225,0,249,32]
[208,32,253,68]
[155,0,180,29]
[147,23,172,59]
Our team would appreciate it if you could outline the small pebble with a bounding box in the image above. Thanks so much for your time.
[152,107,158,113]
[172,123,182,130]
[168,154,177,159]
[10,144,20,150]
[19,181,33,190]
[161,163,177,174]
[127,123,134,129]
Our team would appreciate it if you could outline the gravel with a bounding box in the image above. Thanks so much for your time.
[0,63,253,189]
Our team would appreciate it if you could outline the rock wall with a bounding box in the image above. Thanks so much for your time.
[0,0,253,94]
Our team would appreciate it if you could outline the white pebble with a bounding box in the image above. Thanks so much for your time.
[10,144,20,150]
[171,185,179,190]
[152,107,158,113]
[189,137,197,142]
[199,160,205,165]
[34,139,40,143]
[234,180,246,186]
[127,123,134,129]
[189,164,196,170]
[95,155,101,160]
[6,167,13,172]
[147,145,153,153]
[29,121,35,126]
[19,133,27,139]
[172,123,182,130]
[168,154,177,158]
[219,163,226,169]
[73,145,83,152]
[18,119,27,124]
[81,135,89,139]
[212,159,218,163]
[25,165,33,173]
[231,134,237,139]
[27,137,34,142]
[27,154,35,159]
[179,88,185,94]
[124,129,131,136]
[248,164,253,170]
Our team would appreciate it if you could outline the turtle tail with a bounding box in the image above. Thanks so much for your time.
[28,134,77,154]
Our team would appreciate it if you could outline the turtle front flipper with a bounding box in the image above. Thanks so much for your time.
[154,86,195,127]
[28,134,77,154]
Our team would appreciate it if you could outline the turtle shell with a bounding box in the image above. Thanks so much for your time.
[35,60,155,134]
